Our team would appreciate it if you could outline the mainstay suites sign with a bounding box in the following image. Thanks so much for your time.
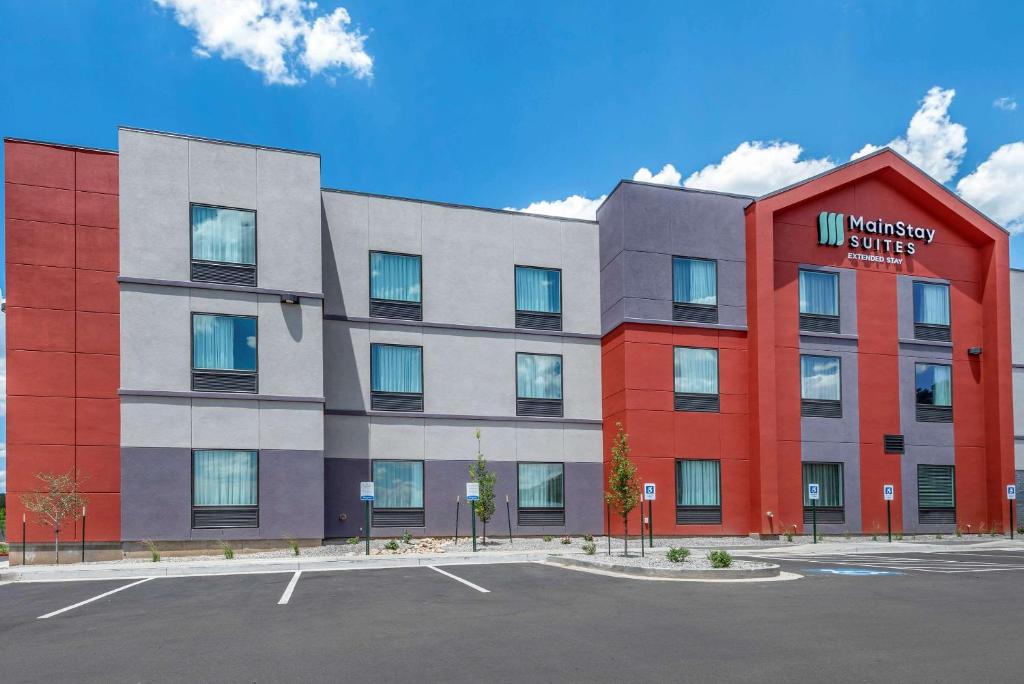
[817,211,937,264]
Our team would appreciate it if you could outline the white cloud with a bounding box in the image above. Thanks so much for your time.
[155,0,372,85]
[851,86,966,183]
[993,96,1018,111]
[633,164,682,187]
[509,194,607,221]
[683,141,835,196]
[956,142,1024,234]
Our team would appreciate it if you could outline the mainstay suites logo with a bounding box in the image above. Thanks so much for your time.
[817,211,937,264]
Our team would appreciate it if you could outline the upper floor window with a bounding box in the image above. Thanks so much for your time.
[191,313,258,393]
[802,462,845,524]
[516,352,563,417]
[370,343,423,412]
[372,460,425,527]
[672,257,718,324]
[915,362,952,422]
[800,354,841,418]
[517,462,566,526]
[370,252,422,321]
[799,270,839,334]
[191,449,259,529]
[676,459,722,524]
[190,204,257,286]
[515,266,562,331]
[673,347,719,412]
[913,281,951,342]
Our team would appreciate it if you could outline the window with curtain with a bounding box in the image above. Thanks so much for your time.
[913,282,950,326]
[192,450,258,506]
[674,347,719,395]
[918,464,955,508]
[373,460,424,509]
[916,363,952,406]
[191,205,256,265]
[192,314,257,371]
[672,257,717,305]
[799,270,839,316]
[515,266,561,313]
[800,355,841,401]
[518,463,565,508]
[371,344,423,394]
[802,463,844,507]
[516,353,563,399]
[370,252,422,303]
[676,460,721,506]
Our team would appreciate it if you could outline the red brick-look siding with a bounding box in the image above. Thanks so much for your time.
[5,140,121,544]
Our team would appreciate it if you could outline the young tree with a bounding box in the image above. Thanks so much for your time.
[469,430,497,543]
[20,472,88,565]
[605,422,641,556]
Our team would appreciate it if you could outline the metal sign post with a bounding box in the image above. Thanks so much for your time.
[808,483,820,544]
[1008,485,1017,539]
[466,483,480,552]
[81,506,87,563]
[360,482,375,556]
[505,494,513,544]
[454,496,461,545]
[883,484,895,542]
[644,483,656,547]
[606,503,611,556]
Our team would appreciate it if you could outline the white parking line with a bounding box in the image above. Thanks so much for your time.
[277,571,302,605]
[38,577,154,619]
[426,565,490,593]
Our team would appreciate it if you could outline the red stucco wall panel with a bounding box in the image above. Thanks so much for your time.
[7,219,76,267]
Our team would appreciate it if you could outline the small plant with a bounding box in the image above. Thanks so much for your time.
[402,530,413,544]
[220,541,234,560]
[784,525,795,542]
[583,533,594,542]
[894,533,903,542]
[708,550,733,569]
[560,535,572,545]
[954,526,963,538]
[384,539,400,551]
[935,533,943,540]
[543,535,553,542]
[347,536,360,545]
[991,523,999,538]
[286,538,300,556]
[844,532,852,540]
[582,541,597,555]
[665,547,690,563]
[143,539,161,563]
[0,543,10,556]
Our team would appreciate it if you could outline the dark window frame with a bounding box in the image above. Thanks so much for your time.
[801,461,845,524]
[514,265,563,331]
[917,463,956,524]
[673,345,720,412]
[368,250,423,321]
[675,458,723,525]
[190,311,259,393]
[516,461,566,511]
[189,202,258,285]
[798,268,840,333]
[672,255,719,306]
[371,459,426,528]
[370,342,425,412]
[914,362,953,423]
[190,449,260,529]
[671,255,719,323]
[799,353,842,418]
[912,280,952,341]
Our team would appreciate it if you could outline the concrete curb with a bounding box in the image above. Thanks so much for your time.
[546,555,781,579]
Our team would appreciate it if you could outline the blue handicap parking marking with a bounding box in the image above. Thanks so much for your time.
[806,567,903,576]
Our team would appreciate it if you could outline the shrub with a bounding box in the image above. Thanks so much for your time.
[583,533,594,542]
[783,526,794,542]
[954,526,963,538]
[143,539,161,563]
[935,533,943,540]
[665,547,690,563]
[347,536,360,545]
[582,541,597,555]
[708,550,732,569]
[0,543,9,556]
[220,541,234,560]
[286,538,300,556]
[894,533,903,541]
[543,535,553,542]
[560,535,572,545]
[384,539,400,551]
[401,530,413,544]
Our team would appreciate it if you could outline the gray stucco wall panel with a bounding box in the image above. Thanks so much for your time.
[801,441,863,534]
[188,141,257,210]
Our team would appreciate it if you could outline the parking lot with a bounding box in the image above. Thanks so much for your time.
[737,547,1024,575]
[1,552,1023,683]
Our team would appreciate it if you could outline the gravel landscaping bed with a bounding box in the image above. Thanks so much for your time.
[562,551,774,572]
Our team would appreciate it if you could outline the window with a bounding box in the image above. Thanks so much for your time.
[915,363,952,422]
[373,460,425,527]
[800,354,841,418]
[674,347,719,412]
[913,281,951,341]
[515,266,562,331]
[516,353,563,417]
[918,464,955,524]
[191,450,258,528]
[676,460,721,524]
[799,270,839,333]
[191,313,258,393]
[370,344,423,412]
[672,257,718,323]
[802,462,844,524]
[517,463,565,526]
[190,204,256,286]
[370,252,422,321]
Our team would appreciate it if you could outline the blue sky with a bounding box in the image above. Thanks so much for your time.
[1,1,1023,492]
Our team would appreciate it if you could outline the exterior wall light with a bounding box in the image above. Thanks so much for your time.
[968,347,982,356]
[279,293,301,305]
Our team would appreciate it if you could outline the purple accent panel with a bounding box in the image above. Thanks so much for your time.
[801,442,862,533]
[799,337,860,445]
[122,447,323,541]
[324,457,371,538]
[898,352,954,448]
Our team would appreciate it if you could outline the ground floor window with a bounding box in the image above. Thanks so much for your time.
[802,462,844,524]
[191,449,259,529]
[676,459,722,524]
[918,464,956,524]
[517,463,565,526]
[372,460,425,527]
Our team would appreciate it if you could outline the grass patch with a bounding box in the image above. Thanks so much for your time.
[143,539,161,562]
[219,541,234,560]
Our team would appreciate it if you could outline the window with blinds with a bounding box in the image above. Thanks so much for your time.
[918,464,956,525]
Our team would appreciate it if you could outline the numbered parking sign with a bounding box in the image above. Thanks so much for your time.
[1008,484,1017,500]
[466,482,480,501]
[643,483,656,501]
[360,481,375,501]
[808,483,820,501]
[883,484,895,501]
